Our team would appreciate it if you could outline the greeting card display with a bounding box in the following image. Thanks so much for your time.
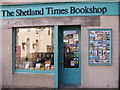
[89,30,111,65]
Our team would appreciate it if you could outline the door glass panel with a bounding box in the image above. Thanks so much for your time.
[63,30,79,68]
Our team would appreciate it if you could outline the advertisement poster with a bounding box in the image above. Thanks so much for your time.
[89,30,111,65]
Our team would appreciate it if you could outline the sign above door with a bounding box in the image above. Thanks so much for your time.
[1,2,119,19]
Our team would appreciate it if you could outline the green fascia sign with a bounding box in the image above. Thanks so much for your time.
[1,2,120,19]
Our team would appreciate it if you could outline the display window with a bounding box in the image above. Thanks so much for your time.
[14,27,54,71]
[88,29,112,65]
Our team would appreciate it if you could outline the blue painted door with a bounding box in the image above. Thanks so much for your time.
[58,26,81,85]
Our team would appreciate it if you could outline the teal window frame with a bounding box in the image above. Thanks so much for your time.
[88,29,112,65]
[13,26,57,74]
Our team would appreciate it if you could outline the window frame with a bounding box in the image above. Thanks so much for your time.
[13,26,55,73]
[88,28,112,65]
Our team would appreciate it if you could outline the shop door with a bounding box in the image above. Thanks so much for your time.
[58,26,81,87]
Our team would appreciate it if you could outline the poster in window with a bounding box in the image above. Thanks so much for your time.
[88,29,112,65]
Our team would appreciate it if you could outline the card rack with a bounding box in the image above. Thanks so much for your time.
[88,29,112,65]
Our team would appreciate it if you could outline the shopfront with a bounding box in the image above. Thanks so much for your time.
[1,1,120,89]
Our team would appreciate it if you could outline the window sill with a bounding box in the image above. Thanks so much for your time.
[14,69,55,74]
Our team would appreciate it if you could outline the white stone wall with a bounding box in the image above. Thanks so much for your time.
[2,15,119,88]
[0,1,2,89]
[0,15,2,90]
[2,20,55,88]
[80,16,119,88]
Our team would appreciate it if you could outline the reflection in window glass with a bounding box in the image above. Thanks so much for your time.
[15,27,54,70]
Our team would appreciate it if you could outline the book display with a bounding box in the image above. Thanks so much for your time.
[16,52,54,70]
[88,29,112,65]
[15,27,54,70]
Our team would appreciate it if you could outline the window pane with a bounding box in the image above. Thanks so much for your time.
[15,27,54,70]
[63,30,79,68]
